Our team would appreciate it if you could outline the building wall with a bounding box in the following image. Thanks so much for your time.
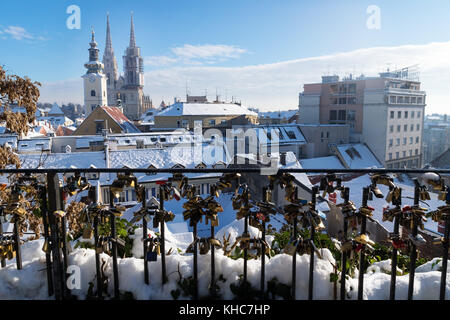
[74,108,123,135]
[154,114,258,129]
[299,124,350,158]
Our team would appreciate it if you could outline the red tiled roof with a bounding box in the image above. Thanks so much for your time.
[101,106,130,124]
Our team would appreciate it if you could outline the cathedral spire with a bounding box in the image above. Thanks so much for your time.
[129,12,136,48]
[105,13,114,54]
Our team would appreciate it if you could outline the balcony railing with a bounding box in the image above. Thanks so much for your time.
[0,167,449,300]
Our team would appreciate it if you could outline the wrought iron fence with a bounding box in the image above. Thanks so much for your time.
[0,167,449,300]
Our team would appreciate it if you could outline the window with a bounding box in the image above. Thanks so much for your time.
[397,125,401,132]
[417,97,423,104]
[397,96,404,103]
[396,152,399,159]
[151,188,156,197]
[416,137,419,143]
[404,124,408,132]
[95,121,104,134]
[405,111,408,118]
[403,151,406,158]
[390,125,394,133]
[409,137,413,144]
[397,111,401,118]
[415,149,419,155]
[389,139,393,147]
[411,111,415,118]
[390,111,394,119]
[416,124,420,131]
[339,97,347,105]
[221,119,227,125]
[390,96,396,104]
[91,90,96,97]
[286,131,297,139]
[348,97,356,104]
[209,119,216,126]
[326,131,330,138]
[409,150,412,157]
[417,111,421,118]
[411,97,416,104]
[403,138,407,145]
[329,110,337,120]
[389,153,392,160]
[410,124,414,131]
[396,138,400,146]
[405,97,410,104]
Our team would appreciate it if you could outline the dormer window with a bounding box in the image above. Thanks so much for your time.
[146,164,157,175]
[171,164,185,169]
[91,90,96,97]
[195,163,207,169]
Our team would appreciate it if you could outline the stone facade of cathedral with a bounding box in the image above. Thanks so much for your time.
[102,14,152,121]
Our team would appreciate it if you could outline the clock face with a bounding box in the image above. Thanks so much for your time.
[88,75,96,83]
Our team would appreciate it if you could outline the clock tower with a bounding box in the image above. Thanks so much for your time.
[82,29,108,117]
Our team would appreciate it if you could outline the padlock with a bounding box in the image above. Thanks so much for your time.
[42,239,51,253]
[371,186,384,199]
[438,190,447,201]
[82,224,94,240]
[354,233,376,247]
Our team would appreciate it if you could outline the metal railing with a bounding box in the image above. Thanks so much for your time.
[0,167,448,301]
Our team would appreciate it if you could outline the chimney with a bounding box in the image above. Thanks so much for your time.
[280,152,287,165]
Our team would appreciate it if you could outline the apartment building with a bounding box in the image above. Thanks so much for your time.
[298,67,426,168]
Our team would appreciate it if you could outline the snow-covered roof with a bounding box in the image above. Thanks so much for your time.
[109,143,231,170]
[76,136,104,149]
[257,125,307,145]
[101,106,140,133]
[0,135,18,149]
[18,138,51,153]
[19,151,106,169]
[335,144,382,169]
[48,103,64,116]
[300,156,345,170]
[258,110,298,119]
[157,102,258,117]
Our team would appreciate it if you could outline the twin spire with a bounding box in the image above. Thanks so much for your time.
[103,12,136,55]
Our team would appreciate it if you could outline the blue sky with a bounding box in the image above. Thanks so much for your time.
[1,0,450,112]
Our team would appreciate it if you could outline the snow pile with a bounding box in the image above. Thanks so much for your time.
[0,234,448,299]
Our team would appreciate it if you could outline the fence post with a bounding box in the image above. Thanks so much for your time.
[109,190,120,300]
[0,213,5,268]
[12,217,22,270]
[40,186,54,297]
[59,188,71,298]
[159,185,167,285]
[408,185,420,300]
[142,189,149,285]
[389,188,402,300]
[308,186,319,300]
[46,172,64,300]
[357,187,369,300]
[260,186,268,297]
[440,197,449,300]
[340,187,350,300]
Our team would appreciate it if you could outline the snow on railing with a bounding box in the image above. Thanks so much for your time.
[0,168,448,300]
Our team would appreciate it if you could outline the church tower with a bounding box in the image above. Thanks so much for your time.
[121,14,145,120]
[83,29,107,117]
[103,14,119,106]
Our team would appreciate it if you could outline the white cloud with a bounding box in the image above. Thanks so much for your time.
[172,44,246,60]
[144,56,179,67]
[40,41,450,114]
[2,26,34,40]
[144,44,247,67]
[1,25,47,41]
